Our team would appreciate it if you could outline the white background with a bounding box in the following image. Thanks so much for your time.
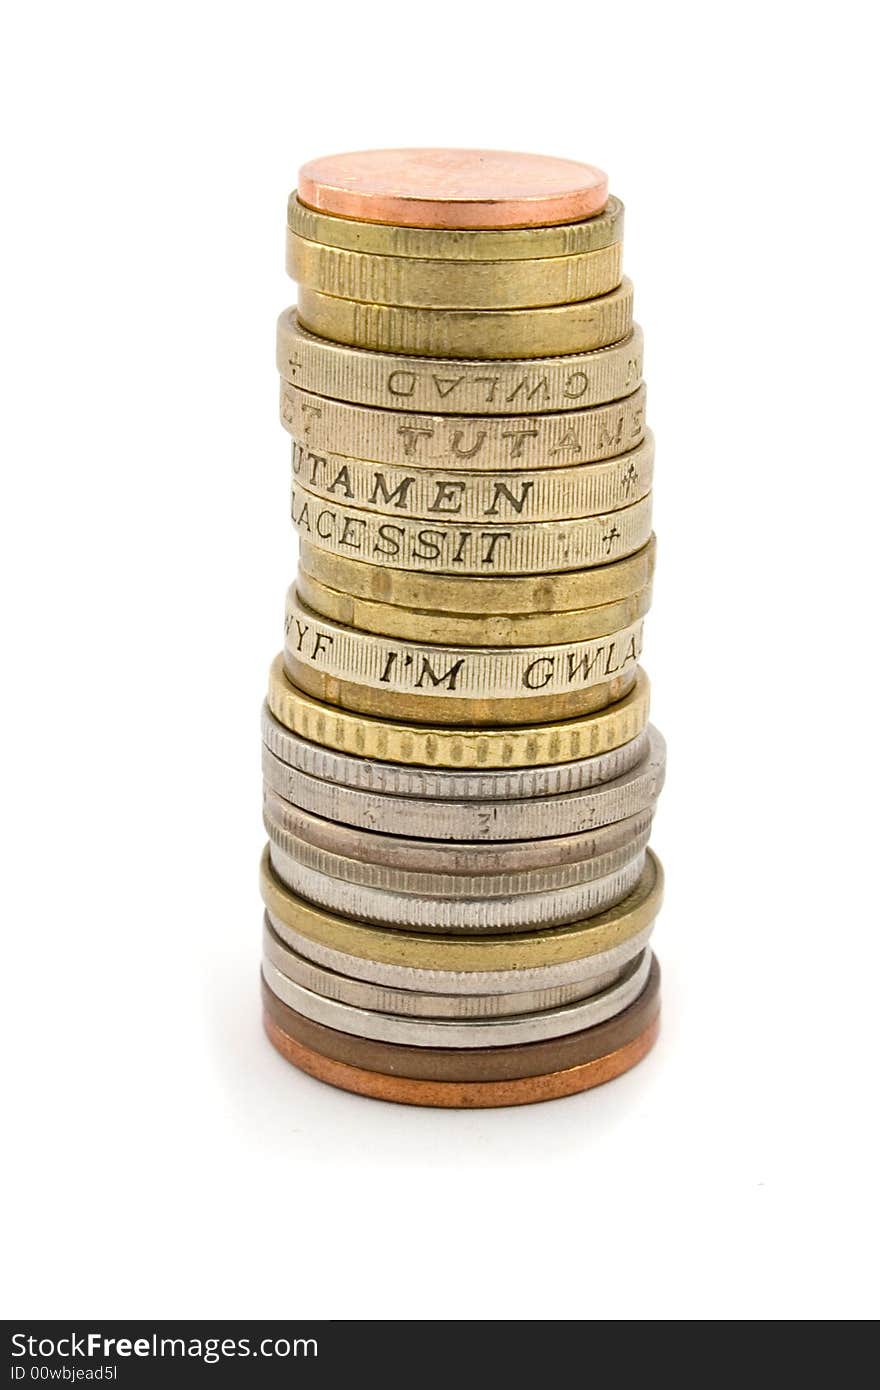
[2,0,878,1321]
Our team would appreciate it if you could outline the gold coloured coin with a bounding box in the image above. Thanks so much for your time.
[288,235,623,309]
[266,656,650,768]
[277,312,644,414]
[289,433,653,522]
[287,194,625,260]
[284,659,637,726]
[259,845,664,972]
[283,589,643,701]
[290,484,652,575]
[280,381,647,470]
[297,280,633,359]
[295,572,653,646]
[297,536,656,613]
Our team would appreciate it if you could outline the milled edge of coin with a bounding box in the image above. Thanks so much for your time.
[283,591,644,700]
[290,483,653,575]
[288,235,623,309]
[266,909,656,995]
[263,804,653,897]
[296,572,654,647]
[262,787,655,876]
[262,920,630,1017]
[288,433,654,521]
[297,535,656,612]
[258,845,664,970]
[261,726,665,842]
[266,656,651,768]
[277,313,644,413]
[262,701,648,797]
[296,280,634,360]
[280,380,647,469]
[261,949,651,1049]
[266,842,646,933]
[287,194,625,260]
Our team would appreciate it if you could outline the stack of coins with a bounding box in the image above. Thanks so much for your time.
[261,149,666,1108]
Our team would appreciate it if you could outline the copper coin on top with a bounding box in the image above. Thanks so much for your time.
[297,149,609,229]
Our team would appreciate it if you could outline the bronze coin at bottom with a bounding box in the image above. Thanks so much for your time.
[261,956,660,1093]
[264,1012,659,1108]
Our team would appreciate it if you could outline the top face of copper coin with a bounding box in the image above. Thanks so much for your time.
[297,149,609,229]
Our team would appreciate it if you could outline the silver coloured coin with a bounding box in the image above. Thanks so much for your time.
[261,703,649,799]
[264,909,657,996]
[261,950,652,1048]
[261,725,665,841]
[263,804,652,897]
[268,840,646,932]
[262,788,655,876]
[262,919,629,1017]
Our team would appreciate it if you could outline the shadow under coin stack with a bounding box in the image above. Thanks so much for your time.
[261,149,666,1107]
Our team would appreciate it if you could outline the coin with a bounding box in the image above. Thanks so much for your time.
[267,840,646,932]
[278,313,643,413]
[261,949,651,1047]
[297,148,609,228]
[260,847,663,972]
[266,655,651,768]
[263,805,653,898]
[262,787,654,878]
[289,433,653,520]
[297,280,633,359]
[290,483,653,574]
[288,235,623,309]
[261,727,664,839]
[285,661,637,727]
[296,572,653,647]
[262,702,649,797]
[280,381,647,469]
[263,920,629,1017]
[297,536,656,613]
[260,954,660,1080]
[283,595,644,706]
[266,908,656,996]
[287,194,625,260]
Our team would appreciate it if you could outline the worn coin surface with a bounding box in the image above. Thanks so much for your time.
[278,313,643,413]
[262,787,654,877]
[298,536,656,613]
[266,655,650,767]
[287,194,625,260]
[297,148,609,228]
[290,483,652,574]
[280,380,646,469]
[289,434,653,521]
[261,954,660,1081]
[261,949,651,1048]
[263,1013,660,1106]
[296,572,653,647]
[262,702,648,797]
[261,726,664,840]
[289,235,623,309]
[261,847,663,973]
[267,840,646,932]
[297,280,633,359]
[262,920,630,1017]
[283,591,644,701]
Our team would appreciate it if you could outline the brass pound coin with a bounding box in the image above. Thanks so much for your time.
[297,280,633,359]
[288,234,623,309]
